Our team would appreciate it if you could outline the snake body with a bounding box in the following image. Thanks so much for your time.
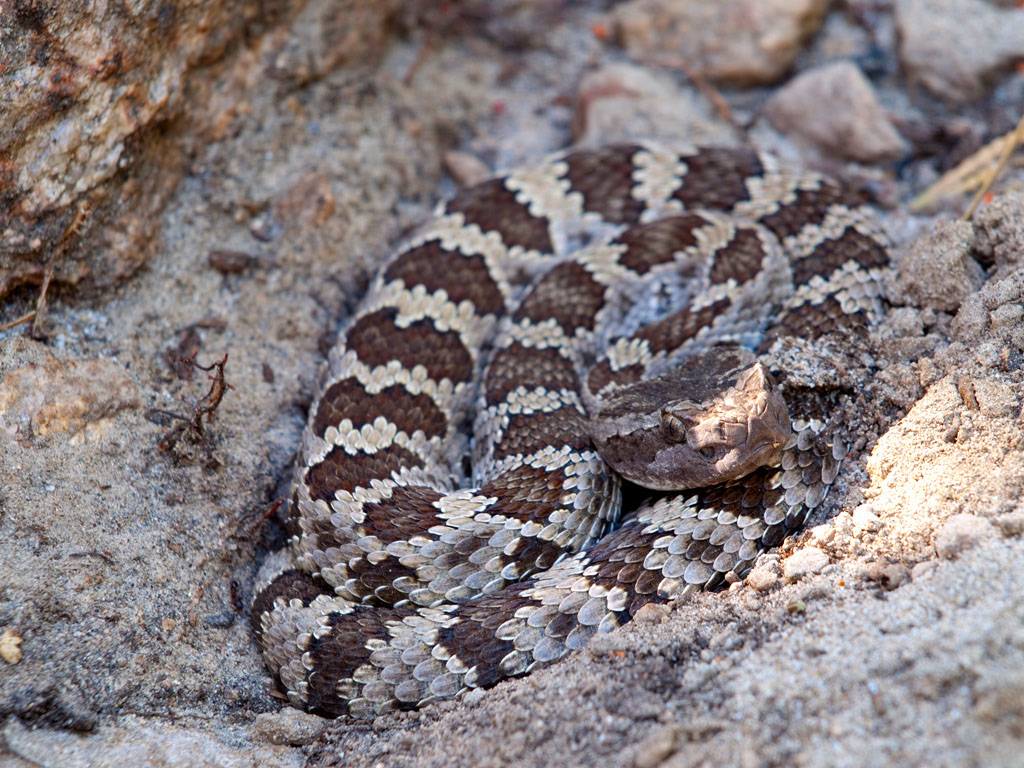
[251,143,890,717]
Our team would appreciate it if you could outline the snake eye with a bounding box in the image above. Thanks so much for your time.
[661,410,689,442]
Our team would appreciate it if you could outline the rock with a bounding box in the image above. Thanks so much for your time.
[572,64,733,147]
[972,193,1024,268]
[783,547,830,581]
[3,719,299,768]
[612,0,829,86]
[895,0,1024,102]
[253,708,327,746]
[444,151,492,189]
[633,602,672,623]
[935,514,996,558]
[952,263,1024,345]
[865,562,911,591]
[972,379,1020,419]
[0,0,401,301]
[632,725,679,768]
[746,561,780,592]
[763,61,907,163]
[893,221,985,313]
[0,351,139,443]
[995,510,1024,537]
[852,504,883,533]
[0,628,23,664]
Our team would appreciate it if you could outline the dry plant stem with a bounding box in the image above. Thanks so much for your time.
[153,353,234,458]
[911,116,1024,213]
[30,200,95,339]
[963,112,1024,221]
[0,310,36,333]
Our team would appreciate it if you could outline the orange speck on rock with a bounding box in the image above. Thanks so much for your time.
[591,22,610,40]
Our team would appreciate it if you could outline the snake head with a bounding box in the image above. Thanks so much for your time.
[588,349,791,491]
[660,362,790,482]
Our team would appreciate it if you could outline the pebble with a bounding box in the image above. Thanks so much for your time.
[895,0,1024,102]
[746,562,780,592]
[935,514,996,558]
[633,602,671,624]
[783,547,830,581]
[632,725,679,768]
[852,504,883,533]
[462,687,487,707]
[443,151,491,188]
[0,629,23,664]
[573,64,730,146]
[253,708,326,746]
[612,0,829,86]
[763,61,907,163]
[865,562,911,591]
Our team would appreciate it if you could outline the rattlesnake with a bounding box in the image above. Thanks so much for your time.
[251,143,890,717]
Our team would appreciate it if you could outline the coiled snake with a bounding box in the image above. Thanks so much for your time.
[251,143,890,717]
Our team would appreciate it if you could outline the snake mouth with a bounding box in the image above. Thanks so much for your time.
[686,391,791,480]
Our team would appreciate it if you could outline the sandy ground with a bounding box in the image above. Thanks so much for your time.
[2,3,1023,767]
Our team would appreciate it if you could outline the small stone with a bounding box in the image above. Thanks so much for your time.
[911,560,940,581]
[972,193,1024,268]
[990,304,1024,331]
[0,629,23,664]
[808,523,835,546]
[995,511,1024,537]
[444,151,491,188]
[633,603,671,624]
[935,514,996,558]
[612,0,828,87]
[745,563,779,592]
[249,216,275,241]
[208,249,255,274]
[633,725,679,768]
[763,61,907,163]
[896,0,1024,103]
[865,562,910,591]
[253,707,327,746]
[203,611,236,628]
[462,687,487,707]
[852,504,883,533]
[573,64,731,146]
[783,547,830,581]
[972,378,1019,419]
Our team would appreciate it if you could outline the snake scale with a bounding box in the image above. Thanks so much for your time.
[251,143,891,718]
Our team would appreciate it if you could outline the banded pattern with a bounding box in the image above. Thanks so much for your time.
[252,143,890,717]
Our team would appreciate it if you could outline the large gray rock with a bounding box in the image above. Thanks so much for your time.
[896,0,1024,102]
[763,60,908,163]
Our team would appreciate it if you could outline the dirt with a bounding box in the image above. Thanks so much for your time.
[2,2,1023,767]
